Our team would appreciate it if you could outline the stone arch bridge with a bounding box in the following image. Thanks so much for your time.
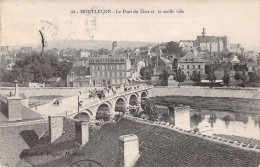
[69,85,152,121]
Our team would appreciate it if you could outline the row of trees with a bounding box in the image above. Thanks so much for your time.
[158,67,252,88]
[2,52,73,84]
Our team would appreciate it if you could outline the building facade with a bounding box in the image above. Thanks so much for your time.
[229,43,241,53]
[178,51,205,77]
[179,40,194,48]
[89,55,131,86]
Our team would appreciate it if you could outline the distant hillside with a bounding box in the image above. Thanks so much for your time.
[44,40,157,50]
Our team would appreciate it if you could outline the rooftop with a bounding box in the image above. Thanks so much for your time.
[68,66,89,76]
[89,54,126,60]
[179,52,204,63]
[27,117,260,167]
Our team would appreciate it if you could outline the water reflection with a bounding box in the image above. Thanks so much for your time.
[163,106,260,140]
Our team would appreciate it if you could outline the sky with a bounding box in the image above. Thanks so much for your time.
[0,0,259,51]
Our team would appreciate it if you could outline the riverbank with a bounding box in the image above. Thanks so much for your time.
[150,96,260,116]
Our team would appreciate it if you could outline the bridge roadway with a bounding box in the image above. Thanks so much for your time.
[31,85,153,121]
[68,85,153,121]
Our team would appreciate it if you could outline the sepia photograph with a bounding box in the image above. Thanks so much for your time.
[0,0,260,166]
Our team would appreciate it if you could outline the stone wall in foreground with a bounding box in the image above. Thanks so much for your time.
[151,86,260,99]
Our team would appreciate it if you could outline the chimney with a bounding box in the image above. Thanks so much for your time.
[7,80,23,121]
[48,116,64,143]
[118,134,139,167]
[75,121,89,146]
[7,97,22,121]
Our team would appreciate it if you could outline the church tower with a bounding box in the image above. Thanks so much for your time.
[202,28,206,37]
[112,41,118,51]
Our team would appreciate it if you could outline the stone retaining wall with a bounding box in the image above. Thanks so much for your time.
[151,86,260,99]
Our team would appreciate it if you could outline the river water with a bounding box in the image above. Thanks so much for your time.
[159,106,260,140]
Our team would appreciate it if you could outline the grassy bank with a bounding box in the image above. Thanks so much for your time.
[150,96,260,116]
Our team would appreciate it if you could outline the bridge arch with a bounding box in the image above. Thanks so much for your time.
[140,91,148,99]
[114,97,126,113]
[96,103,111,121]
[73,113,91,121]
[73,109,93,121]
[129,94,138,106]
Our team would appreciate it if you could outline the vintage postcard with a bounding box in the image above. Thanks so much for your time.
[0,0,260,166]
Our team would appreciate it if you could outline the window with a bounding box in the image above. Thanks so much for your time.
[181,65,184,69]
[187,71,190,76]
[187,65,189,69]
[193,65,195,69]
[93,80,95,86]
[198,65,201,69]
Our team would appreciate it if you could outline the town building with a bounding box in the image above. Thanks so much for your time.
[80,50,91,58]
[47,77,63,87]
[89,54,131,86]
[112,41,118,51]
[231,55,240,64]
[229,43,242,53]
[246,51,258,61]
[67,66,91,87]
[205,63,232,80]
[179,40,194,49]
[193,28,229,52]
[20,46,33,53]
[178,51,205,77]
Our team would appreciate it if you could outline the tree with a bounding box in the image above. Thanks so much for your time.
[174,68,186,87]
[139,67,145,79]
[165,41,182,56]
[141,99,158,121]
[196,47,201,53]
[222,70,230,87]
[190,70,201,83]
[234,71,241,87]
[248,72,256,81]
[159,69,169,86]
[7,51,73,84]
[206,67,216,88]
[240,70,247,87]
